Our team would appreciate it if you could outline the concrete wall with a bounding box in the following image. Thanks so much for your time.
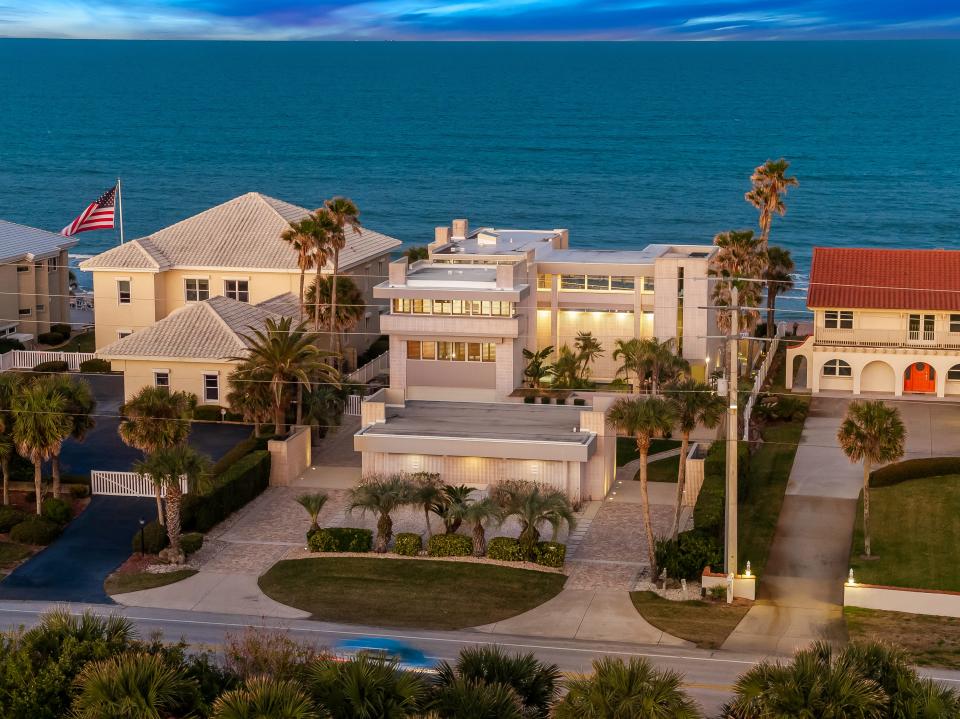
[844,583,960,618]
[702,570,756,600]
[268,425,311,486]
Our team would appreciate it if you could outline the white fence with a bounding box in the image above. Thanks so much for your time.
[345,351,389,385]
[91,470,188,497]
[345,394,363,416]
[742,337,780,441]
[0,350,96,372]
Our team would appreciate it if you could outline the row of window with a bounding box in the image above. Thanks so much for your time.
[406,340,496,362]
[15,260,58,273]
[823,358,960,381]
[391,298,514,317]
[117,279,251,305]
[537,274,655,293]
[824,311,960,333]
[154,371,220,402]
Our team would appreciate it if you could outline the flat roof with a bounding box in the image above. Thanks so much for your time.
[360,400,592,444]
[407,263,499,287]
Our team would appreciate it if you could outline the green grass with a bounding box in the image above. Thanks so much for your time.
[104,569,197,595]
[846,606,960,670]
[58,331,95,353]
[630,591,750,649]
[849,474,960,591]
[259,557,567,630]
[0,542,32,570]
[633,455,680,483]
[616,437,681,466]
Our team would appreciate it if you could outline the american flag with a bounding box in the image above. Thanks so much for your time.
[61,185,117,236]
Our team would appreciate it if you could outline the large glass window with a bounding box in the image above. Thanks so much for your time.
[537,274,552,290]
[951,315,960,333]
[421,341,436,360]
[822,359,852,377]
[587,275,610,291]
[560,274,586,290]
[224,279,249,303]
[117,280,131,305]
[482,343,496,362]
[824,310,853,329]
[437,342,454,360]
[610,276,635,291]
[453,342,466,361]
[643,276,655,293]
[406,341,421,359]
[406,340,494,362]
[185,279,209,303]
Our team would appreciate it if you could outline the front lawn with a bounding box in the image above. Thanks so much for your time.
[56,331,95,353]
[632,455,680,483]
[850,474,960,592]
[630,591,750,649]
[0,542,33,573]
[105,569,197,595]
[846,606,960,670]
[259,557,567,630]
[617,437,681,466]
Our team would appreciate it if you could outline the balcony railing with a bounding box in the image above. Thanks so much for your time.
[815,327,960,350]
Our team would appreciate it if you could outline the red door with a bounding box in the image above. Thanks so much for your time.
[904,362,935,393]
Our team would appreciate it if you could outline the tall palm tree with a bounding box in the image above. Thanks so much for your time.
[491,481,576,559]
[460,497,503,556]
[745,157,799,246]
[762,245,795,338]
[232,317,338,435]
[709,229,766,369]
[349,474,415,552]
[522,346,554,389]
[323,196,362,354]
[296,492,328,533]
[410,472,443,537]
[226,367,275,436]
[555,656,702,719]
[42,374,96,497]
[613,338,646,393]
[552,345,580,389]
[666,379,725,540]
[574,331,604,381]
[837,400,905,557]
[0,373,23,505]
[307,655,431,718]
[281,217,318,318]
[71,652,201,719]
[403,245,429,262]
[119,386,196,525]
[645,337,689,395]
[11,381,72,514]
[301,384,347,442]
[305,274,366,360]
[136,444,210,564]
[212,676,319,719]
[608,397,676,569]
[305,209,336,332]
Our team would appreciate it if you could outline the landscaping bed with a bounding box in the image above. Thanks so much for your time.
[104,552,199,595]
[845,606,960,670]
[259,556,567,629]
[630,590,750,649]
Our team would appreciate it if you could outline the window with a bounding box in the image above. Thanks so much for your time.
[406,340,421,360]
[467,343,481,362]
[537,274,552,290]
[482,343,496,362]
[949,364,960,381]
[453,342,466,361]
[421,341,436,360]
[117,280,131,304]
[560,274,586,291]
[412,299,431,314]
[643,276,655,293]
[824,310,853,329]
[185,278,209,303]
[36,304,45,311]
[434,299,452,315]
[951,315,960,333]
[154,371,170,390]
[392,298,411,313]
[18,308,30,317]
[611,276,635,291]
[822,359,852,377]
[224,279,249,303]
[587,275,610,291]
[437,342,454,361]
[203,373,219,403]
[117,331,132,339]
[16,265,28,273]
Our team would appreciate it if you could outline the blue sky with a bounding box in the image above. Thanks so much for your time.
[1,0,958,40]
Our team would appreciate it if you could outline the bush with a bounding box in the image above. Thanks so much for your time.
[307,527,373,553]
[132,520,169,554]
[573,398,586,406]
[193,404,233,422]
[181,532,204,555]
[540,396,550,404]
[32,359,68,373]
[10,516,61,545]
[0,506,25,532]
[533,541,566,568]
[870,457,960,488]
[655,531,721,580]
[0,338,24,353]
[694,441,749,542]
[70,484,90,499]
[393,532,422,556]
[486,537,524,562]
[41,497,72,525]
[51,323,72,338]
[179,451,270,533]
[427,533,472,557]
[556,398,566,405]
[79,358,112,373]
[210,434,269,476]
[523,396,535,404]
[36,332,66,346]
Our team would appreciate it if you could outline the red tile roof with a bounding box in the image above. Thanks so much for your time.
[808,247,960,311]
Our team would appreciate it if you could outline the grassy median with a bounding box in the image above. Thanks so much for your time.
[846,606,960,670]
[105,569,198,595]
[630,591,750,649]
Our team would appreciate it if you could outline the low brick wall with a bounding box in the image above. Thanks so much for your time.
[844,583,960,618]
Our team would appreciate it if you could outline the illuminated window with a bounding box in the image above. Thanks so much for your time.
[560,274,586,290]
[467,343,481,362]
[406,341,421,360]
[537,274,552,290]
[611,276,635,291]
[587,275,610,291]
[482,343,496,362]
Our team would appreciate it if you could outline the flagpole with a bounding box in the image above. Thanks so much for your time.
[116,178,125,244]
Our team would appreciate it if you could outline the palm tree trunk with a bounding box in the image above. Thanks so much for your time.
[766,286,778,338]
[313,264,323,331]
[51,455,61,498]
[638,443,656,571]
[295,382,303,426]
[33,461,42,515]
[376,513,392,553]
[862,460,872,557]
[298,269,306,319]
[671,433,690,540]
[166,485,184,563]
[472,522,486,556]
[155,487,165,526]
[330,249,340,365]
[424,507,433,537]
[274,402,285,436]
[2,456,9,506]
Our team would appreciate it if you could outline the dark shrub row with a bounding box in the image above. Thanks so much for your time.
[693,441,749,543]
[32,360,69,373]
[79,358,112,373]
[181,451,270,533]
[307,527,373,553]
[654,531,721,581]
[870,456,960,488]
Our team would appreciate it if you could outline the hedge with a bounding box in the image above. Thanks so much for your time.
[180,450,271,533]
[32,360,68,373]
[0,507,25,533]
[193,405,243,423]
[655,530,721,580]
[41,497,72,525]
[181,532,204,555]
[0,338,24,353]
[79,358,112,373]
[132,521,169,554]
[37,332,66,346]
[427,533,472,557]
[51,323,72,338]
[210,434,269,476]
[486,537,524,562]
[308,527,373,553]
[10,517,61,545]
[393,532,422,556]
[693,441,749,542]
[870,457,960,488]
[532,541,566,568]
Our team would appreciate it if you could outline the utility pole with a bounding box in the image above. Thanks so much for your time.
[724,286,739,588]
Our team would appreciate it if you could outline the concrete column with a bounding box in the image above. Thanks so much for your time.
[550,275,559,352]
[786,353,795,389]
[853,364,862,395]
[936,365,947,398]
[811,357,821,393]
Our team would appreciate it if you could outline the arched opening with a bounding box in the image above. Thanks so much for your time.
[792,355,808,389]
[861,360,896,394]
[946,364,960,396]
[904,361,936,394]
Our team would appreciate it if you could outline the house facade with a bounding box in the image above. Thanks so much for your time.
[0,219,75,341]
[787,248,960,397]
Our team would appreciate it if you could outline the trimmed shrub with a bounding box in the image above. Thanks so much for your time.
[307,527,373,553]
[486,537,523,562]
[37,332,66,346]
[427,533,472,557]
[41,497,72,525]
[79,358,112,373]
[655,530,721,581]
[210,434,269,476]
[0,507,25,533]
[0,338,24,353]
[532,541,566,568]
[32,359,68,373]
[193,404,242,423]
[10,516,61,545]
[132,520,168,554]
[871,457,960,488]
[393,532,423,556]
[523,396,535,404]
[555,398,566,405]
[181,532,204,555]
[180,451,270,533]
[70,484,90,499]
[573,398,586,407]
[539,396,551,404]
[694,441,749,542]
[51,323,72,338]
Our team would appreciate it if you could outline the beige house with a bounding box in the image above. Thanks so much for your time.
[80,192,400,366]
[788,247,960,398]
[0,219,75,341]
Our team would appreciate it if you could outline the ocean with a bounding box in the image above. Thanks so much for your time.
[0,39,958,307]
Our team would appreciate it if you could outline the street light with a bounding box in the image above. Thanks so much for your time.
[138,517,146,556]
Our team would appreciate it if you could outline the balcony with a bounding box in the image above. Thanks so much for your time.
[815,327,960,350]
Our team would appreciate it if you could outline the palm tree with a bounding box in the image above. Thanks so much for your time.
[226,367,275,436]
[0,373,22,505]
[613,338,645,393]
[281,217,318,318]
[745,158,799,247]
[762,245,794,338]
[307,655,430,718]
[42,374,96,497]
[232,317,339,435]
[574,331,604,381]
[666,379,724,540]
[709,229,766,369]
[432,484,477,534]
[837,400,905,557]
[301,384,347,441]
[212,676,319,719]
[136,444,210,564]
[492,481,576,559]
[119,386,196,525]
[305,209,336,332]
[323,196,362,355]
[296,492,328,533]
[305,274,365,360]
[522,346,554,389]
[551,345,580,389]
[645,338,689,395]
[410,472,443,537]
[71,652,200,719]
[608,397,676,569]
[403,245,429,262]
[349,474,414,552]
[555,656,702,719]
[430,678,524,719]
[460,497,503,556]
[11,381,72,514]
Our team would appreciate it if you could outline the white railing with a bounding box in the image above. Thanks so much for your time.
[815,327,960,350]
[0,350,96,372]
[345,350,389,385]
[91,470,188,497]
[345,394,363,416]
[742,337,780,441]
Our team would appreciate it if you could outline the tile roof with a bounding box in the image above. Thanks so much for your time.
[80,192,400,273]
[0,219,75,263]
[808,247,960,311]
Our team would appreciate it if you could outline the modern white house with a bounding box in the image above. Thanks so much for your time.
[787,247,960,398]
